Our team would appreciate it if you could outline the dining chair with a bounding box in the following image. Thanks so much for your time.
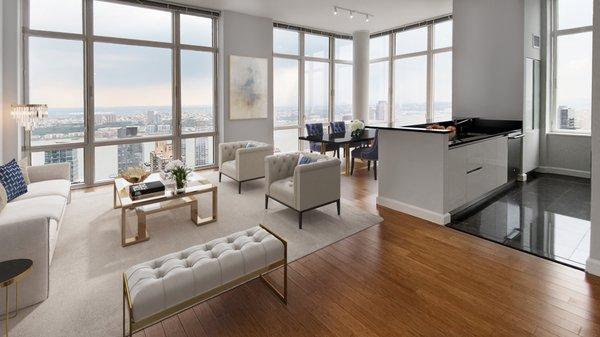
[305,123,340,158]
[329,121,346,134]
[350,130,379,180]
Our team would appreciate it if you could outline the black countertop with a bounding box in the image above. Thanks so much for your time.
[366,118,523,147]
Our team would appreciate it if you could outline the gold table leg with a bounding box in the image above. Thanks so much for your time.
[121,207,150,247]
[320,142,326,154]
[344,144,351,175]
[4,286,7,337]
[191,188,218,226]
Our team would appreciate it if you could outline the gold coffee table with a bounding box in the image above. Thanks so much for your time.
[113,173,218,247]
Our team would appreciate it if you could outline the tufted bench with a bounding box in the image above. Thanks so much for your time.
[122,225,287,336]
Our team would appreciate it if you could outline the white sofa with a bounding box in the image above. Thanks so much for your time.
[265,152,341,229]
[218,140,274,194]
[0,162,71,314]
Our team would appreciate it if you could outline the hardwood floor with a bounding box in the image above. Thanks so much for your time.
[137,165,600,337]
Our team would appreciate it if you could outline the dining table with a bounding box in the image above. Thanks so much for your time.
[298,128,377,175]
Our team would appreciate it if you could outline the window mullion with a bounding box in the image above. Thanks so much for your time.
[173,12,181,160]
[84,0,95,185]
[426,24,434,123]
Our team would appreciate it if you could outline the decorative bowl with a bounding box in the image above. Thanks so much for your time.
[120,167,151,184]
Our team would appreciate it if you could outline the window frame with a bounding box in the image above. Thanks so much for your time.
[550,0,594,134]
[272,26,352,152]
[369,18,453,125]
[22,0,220,186]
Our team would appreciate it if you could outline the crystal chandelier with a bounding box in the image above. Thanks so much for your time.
[10,104,48,130]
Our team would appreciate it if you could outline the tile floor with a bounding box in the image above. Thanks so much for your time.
[449,174,590,269]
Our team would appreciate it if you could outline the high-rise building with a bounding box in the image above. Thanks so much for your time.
[117,126,144,173]
[150,141,173,171]
[194,138,210,167]
[44,149,79,182]
[146,110,161,125]
[559,106,577,130]
[375,100,388,121]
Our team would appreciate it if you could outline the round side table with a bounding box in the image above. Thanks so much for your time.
[0,259,32,337]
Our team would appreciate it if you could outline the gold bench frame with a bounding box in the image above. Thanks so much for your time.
[122,224,288,337]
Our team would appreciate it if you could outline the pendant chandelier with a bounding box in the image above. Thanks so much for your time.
[10,104,48,130]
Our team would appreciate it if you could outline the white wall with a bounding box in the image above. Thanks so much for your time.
[218,11,273,145]
[2,0,21,163]
[586,0,600,276]
[0,1,3,164]
[453,0,525,120]
[539,135,591,177]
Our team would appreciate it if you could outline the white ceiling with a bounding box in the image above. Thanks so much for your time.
[175,0,453,35]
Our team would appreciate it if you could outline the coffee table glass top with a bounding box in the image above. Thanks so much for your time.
[114,172,214,208]
[0,259,32,286]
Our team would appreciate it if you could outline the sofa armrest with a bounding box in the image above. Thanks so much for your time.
[218,142,245,168]
[294,158,341,211]
[0,217,49,314]
[265,153,299,194]
[235,144,274,181]
[27,162,70,183]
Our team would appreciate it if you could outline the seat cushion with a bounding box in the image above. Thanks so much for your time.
[220,160,237,179]
[13,179,70,202]
[0,195,66,226]
[269,177,295,208]
[125,226,284,321]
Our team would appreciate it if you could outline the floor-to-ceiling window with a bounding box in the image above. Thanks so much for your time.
[551,0,594,133]
[273,25,352,153]
[369,16,452,125]
[25,0,219,185]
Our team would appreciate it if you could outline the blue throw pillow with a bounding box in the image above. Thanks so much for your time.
[0,159,28,201]
[298,155,314,165]
[245,143,256,148]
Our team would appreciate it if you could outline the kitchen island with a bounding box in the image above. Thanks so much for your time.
[367,118,522,225]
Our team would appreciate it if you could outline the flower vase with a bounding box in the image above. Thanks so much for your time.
[176,179,186,191]
[351,129,364,139]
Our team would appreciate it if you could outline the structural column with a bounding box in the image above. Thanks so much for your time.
[586,0,600,276]
[352,30,369,121]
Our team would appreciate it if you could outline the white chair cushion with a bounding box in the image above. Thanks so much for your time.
[220,160,237,178]
[125,226,284,321]
[12,179,70,202]
[269,178,295,208]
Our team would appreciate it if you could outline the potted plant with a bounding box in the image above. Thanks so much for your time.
[164,160,191,190]
[350,120,365,139]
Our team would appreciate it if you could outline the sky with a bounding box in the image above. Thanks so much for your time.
[28,0,214,109]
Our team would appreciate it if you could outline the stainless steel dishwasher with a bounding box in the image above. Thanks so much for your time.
[507,132,524,181]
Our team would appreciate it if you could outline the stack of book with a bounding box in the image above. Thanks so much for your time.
[129,181,166,200]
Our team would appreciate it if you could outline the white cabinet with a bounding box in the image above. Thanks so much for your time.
[445,146,467,210]
[445,136,508,212]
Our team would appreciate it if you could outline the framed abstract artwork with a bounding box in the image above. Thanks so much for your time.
[229,55,268,120]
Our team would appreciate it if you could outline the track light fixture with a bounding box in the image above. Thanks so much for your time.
[333,6,372,23]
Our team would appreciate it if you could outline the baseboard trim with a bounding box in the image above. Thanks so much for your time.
[535,166,591,179]
[376,196,450,225]
[586,257,600,276]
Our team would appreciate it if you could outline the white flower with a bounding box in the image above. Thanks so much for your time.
[165,160,185,172]
[350,120,365,132]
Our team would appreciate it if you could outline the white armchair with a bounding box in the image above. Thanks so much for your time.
[265,152,341,229]
[219,140,274,194]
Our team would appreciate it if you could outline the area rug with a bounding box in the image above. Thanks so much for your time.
[10,171,382,337]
